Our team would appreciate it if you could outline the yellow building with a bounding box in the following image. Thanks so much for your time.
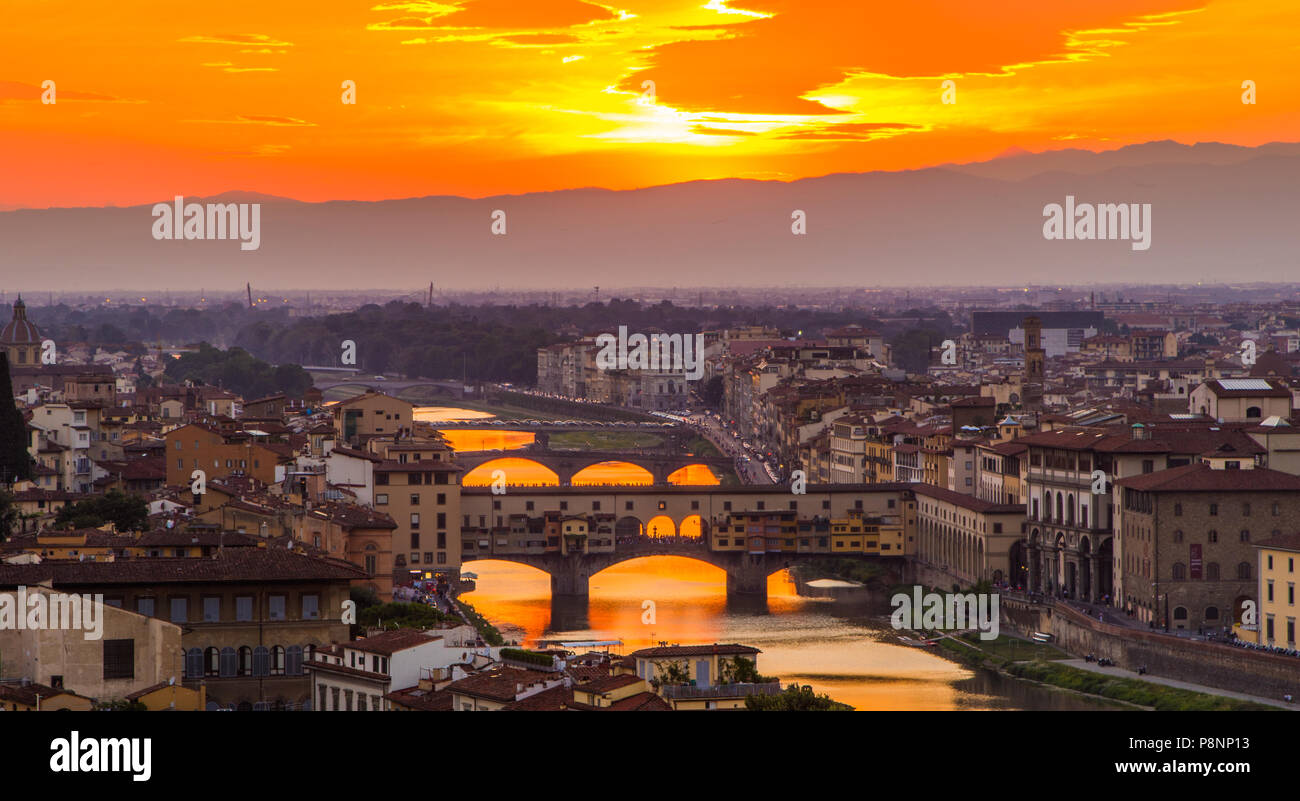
[125,681,208,711]
[628,643,761,690]
[1255,533,1300,648]
[332,391,414,444]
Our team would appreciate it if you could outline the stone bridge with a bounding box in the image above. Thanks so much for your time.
[463,540,898,598]
[454,448,735,485]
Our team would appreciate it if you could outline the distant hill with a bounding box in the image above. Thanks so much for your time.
[2,140,1296,290]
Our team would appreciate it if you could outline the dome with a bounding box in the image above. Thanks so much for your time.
[0,297,41,345]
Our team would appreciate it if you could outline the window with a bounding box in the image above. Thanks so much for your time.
[1173,530,1183,543]
[136,597,155,617]
[235,596,253,621]
[1172,563,1186,580]
[410,513,420,528]
[271,646,285,676]
[286,645,304,676]
[376,473,389,485]
[376,494,388,505]
[1208,530,1218,543]
[169,597,188,623]
[302,594,319,619]
[238,646,253,676]
[1242,503,1251,517]
[103,639,135,679]
[268,595,286,621]
[1240,530,1250,542]
[1209,503,1218,516]
[1237,562,1252,580]
[410,493,420,505]
[1174,502,1182,517]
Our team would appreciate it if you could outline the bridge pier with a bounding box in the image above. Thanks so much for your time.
[725,554,772,598]
[550,566,591,597]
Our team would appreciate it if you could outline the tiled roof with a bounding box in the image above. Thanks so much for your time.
[0,547,365,587]
[1255,532,1300,553]
[1115,463,1300,493]
[349,629,440,656]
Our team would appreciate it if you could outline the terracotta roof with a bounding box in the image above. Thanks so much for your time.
[1115,463,1300,493]
[386,685,454,711]
[911,483,1024,514]
[446,666,558,703]
[350,629,440,656]
[1255,532,1300,553]
[0,547,366,587]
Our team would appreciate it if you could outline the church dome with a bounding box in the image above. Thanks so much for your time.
[0,297,41,345]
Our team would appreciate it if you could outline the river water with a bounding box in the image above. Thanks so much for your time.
[462,557,1117,711]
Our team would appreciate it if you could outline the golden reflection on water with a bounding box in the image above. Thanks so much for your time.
[415,406,497,423]
[462,556,991,711]
[438,429,536,452]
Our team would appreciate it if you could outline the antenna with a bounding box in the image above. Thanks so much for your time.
[247,282,253,309]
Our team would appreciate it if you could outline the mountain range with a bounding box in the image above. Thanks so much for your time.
[2,140,1296,291]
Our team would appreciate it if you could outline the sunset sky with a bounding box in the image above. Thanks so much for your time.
[2,0,1296,209]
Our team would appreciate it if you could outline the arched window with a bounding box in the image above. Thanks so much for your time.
[286,646,303,676]
[1174,530,1183,543]
[1205,606,1219,620]
[1172,562,1186,580]
[1240,530,1250,542]
[1173,606,1188,620]
[219,647,237,678]
[1206,562,1220,580]
[184,647,203,679]
[238,646,253,677]
[1246,406,1262,419]
[271,646,285,676]
[1208,530,1218,543]
[1237,562,1252,580]
[205,647,220,677]
[253,646,270,677]
[304,644,316,665]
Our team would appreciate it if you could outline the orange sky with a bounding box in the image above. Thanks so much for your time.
[1,0,1296,208]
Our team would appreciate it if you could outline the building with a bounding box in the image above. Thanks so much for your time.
[307,629,467,711]
[1189,378,1293,422]
[912,484,1025,587]
[1253,532,1300,648]
[331,391,414,444]
[627,643,761,689]
[0,548,363,710]
[0,586,184,704]
[0,297,42,367]
[1113,463,1300,631]
[163,423,283,487]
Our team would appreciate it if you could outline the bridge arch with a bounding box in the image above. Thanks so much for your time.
[462,457,559,486]
[571,461,654,486]
[666,464,722,486]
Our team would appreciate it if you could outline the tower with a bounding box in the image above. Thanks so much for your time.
[1022,315,1045,409]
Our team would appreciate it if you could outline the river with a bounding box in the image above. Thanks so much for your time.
[462,557,1118,711]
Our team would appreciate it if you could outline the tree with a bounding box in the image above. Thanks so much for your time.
[0,353,32,486]
[718,656,772,684]
[0,489,18,542]
[745,684,852,711]
[651,660,690,688]
[54,490,148,532]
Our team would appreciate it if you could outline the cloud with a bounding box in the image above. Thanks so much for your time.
[180,34,295,47]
